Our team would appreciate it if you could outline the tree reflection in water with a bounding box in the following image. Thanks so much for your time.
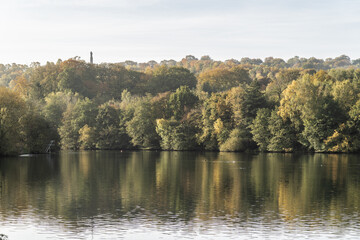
[0,151,359,239]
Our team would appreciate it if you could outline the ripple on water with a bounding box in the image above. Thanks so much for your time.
[1,151,360,239]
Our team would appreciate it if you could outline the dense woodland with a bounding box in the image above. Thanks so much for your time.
[1,54,360,155]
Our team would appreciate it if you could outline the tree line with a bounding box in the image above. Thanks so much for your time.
[1,55,360,155]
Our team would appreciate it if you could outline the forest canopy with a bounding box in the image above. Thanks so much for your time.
[1,54,360,155]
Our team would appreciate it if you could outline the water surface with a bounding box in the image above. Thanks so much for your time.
[0,151,360,239]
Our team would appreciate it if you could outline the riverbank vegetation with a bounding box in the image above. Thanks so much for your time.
[1,55,360,155]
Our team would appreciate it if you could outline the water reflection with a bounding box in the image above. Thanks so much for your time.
[0,151,360,239]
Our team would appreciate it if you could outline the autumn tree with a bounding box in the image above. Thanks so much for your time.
[198,66,251,93]
[279,73,345,151]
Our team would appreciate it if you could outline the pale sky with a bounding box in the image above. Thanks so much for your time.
[0,0,359,64]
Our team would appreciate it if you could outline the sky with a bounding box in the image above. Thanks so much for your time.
[0,0,360,64]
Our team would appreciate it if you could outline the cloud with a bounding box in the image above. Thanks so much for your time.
[1,0,360,64]
[5,0,162,8]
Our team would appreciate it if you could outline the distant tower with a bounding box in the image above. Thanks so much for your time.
[90,51,93,64]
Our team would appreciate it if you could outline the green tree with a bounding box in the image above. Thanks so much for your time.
[325,99,360,152]
[250,108,271,151]
[225,85,260,149]
[0,88,27,155]
[28,61,60,99]
[279,73,345,151]
[263,57,287,68]
[155,119,181,150]
[42,92,78,129]
[21,111,60,153]
[147,66,197,94]
[58,98,97,150]
[331,79,360,112]
[57,59,98,98]
[95,103,132,149]
[266,69,301,103]
[241,80,267,128]
[168,86,198,120]
[268,109,298,152]
[78,124,97,150]
[198,92,233,150]
[0,63,28,87]
[301,96,346,151]
[219,128,249,152]
[95,64,148,100]
[126,98,160,149]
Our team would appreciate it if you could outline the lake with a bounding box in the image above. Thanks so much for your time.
[0,151,360,239]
